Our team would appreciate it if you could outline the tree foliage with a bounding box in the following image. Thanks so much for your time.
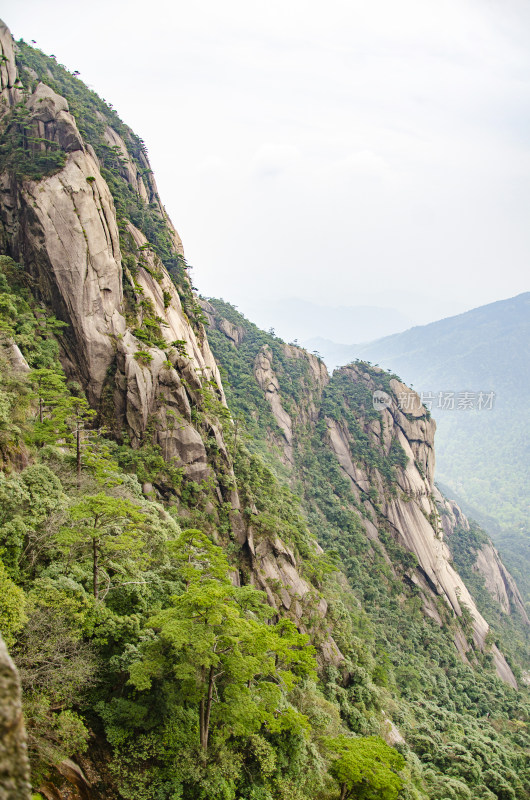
[130,555,315,751]
[325,735,405,800]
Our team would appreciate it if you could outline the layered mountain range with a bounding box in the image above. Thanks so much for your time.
[0,19,528,800]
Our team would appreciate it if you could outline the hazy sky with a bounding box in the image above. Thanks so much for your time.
[3,0,530,334]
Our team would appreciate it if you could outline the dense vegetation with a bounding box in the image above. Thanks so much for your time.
[2,240,528,798]
[0,253,400,799]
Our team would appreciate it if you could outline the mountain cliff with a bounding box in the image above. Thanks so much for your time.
[322,292,530,603]
[0,19,529,800]
[205,302,524,686]
[0,22,342,654]
[436,492,528,622]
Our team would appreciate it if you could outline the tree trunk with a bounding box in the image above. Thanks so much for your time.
[76,422,81,488]
[199,667,206,750]
[199,698,205,749]
[200,666,215,751]
[93,538,98,599]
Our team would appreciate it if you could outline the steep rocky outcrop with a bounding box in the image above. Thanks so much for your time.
[320,366,516,686]
[0,17,523,691]
[0,23,221,479]
[243,525,341,664]
[474,542,528,620]
[254,345,294,463]
[202,301,246,347]
[0,635,31,800]
[281,343,329,424]
[436,490,529,621]
[2,18,529,800]
[251,342,329,464]
[0,20,21,109]
[203,300,329,466]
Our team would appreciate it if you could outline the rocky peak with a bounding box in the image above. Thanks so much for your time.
[0,22,216,454]
[0,19,21,109]
[205,309,520,684]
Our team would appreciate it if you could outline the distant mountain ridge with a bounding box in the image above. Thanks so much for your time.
[354,291,530,398]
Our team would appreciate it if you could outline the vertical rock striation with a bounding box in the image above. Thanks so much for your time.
[0,20,222,474]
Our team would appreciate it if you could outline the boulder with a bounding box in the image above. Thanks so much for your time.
[0,635,31,800]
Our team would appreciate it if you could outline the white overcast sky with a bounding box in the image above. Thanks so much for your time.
[3,0,530,333]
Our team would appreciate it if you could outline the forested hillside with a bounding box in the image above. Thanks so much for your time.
[0,19,529,800]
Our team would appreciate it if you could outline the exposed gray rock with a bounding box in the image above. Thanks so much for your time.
[0,635,31,800]
[382,713,405,746]
[206,305,522,681]
[475,542,529,620]
[26,83,84,152]
[5,340,29,373]
[282,342,329,423]
[218,317,245,346]
[0,25,336,661]
[436,489,529,622]
[0,27,223,483]
[0,20,21,110]
[103,124,150,202]
[323,365,517,687]
[254,345,294,463]
[56,758,92,800]
[201,300,246,346]
[19,150,125,404]
[247,530,343,665]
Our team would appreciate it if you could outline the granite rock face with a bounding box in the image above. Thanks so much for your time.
[0,23,222,479]
[252,341,329,465]
[201,301,246,347]
[474,542,528,620]
[437,490,529,621]
[0,636,31,800]
[322,365,517,687]
[254,345,294,463]
[15,149,125,403]
[0,20,21,109]
[0,18,523,689]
